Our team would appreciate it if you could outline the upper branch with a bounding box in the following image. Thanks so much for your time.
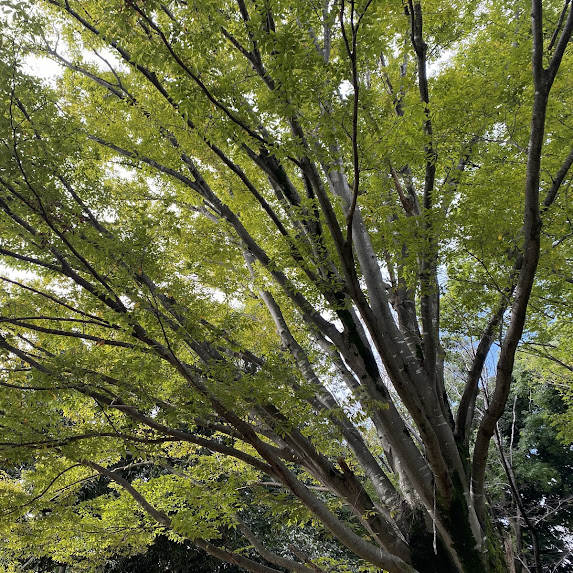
[547,0,573,81]
[407,1,439,378]
[131,4,268,146]
[470,0,571,522]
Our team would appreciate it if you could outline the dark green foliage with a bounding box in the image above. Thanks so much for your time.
[102,535,241,573]
[493,370,573,572]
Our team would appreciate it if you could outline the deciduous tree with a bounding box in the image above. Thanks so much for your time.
[0,1,572,572]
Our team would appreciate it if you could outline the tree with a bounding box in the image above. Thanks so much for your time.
[485,367,573,572]
[0,0,572,571]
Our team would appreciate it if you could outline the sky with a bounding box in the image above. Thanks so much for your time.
[23,54,62,86]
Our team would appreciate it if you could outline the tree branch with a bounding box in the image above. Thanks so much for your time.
[236,517,318,573]
[472,0,550,522]
[542,145,573,212]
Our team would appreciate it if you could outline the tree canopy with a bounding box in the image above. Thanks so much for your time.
[0,0,572,572]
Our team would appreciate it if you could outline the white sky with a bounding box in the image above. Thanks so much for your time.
[22,55,63,87]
